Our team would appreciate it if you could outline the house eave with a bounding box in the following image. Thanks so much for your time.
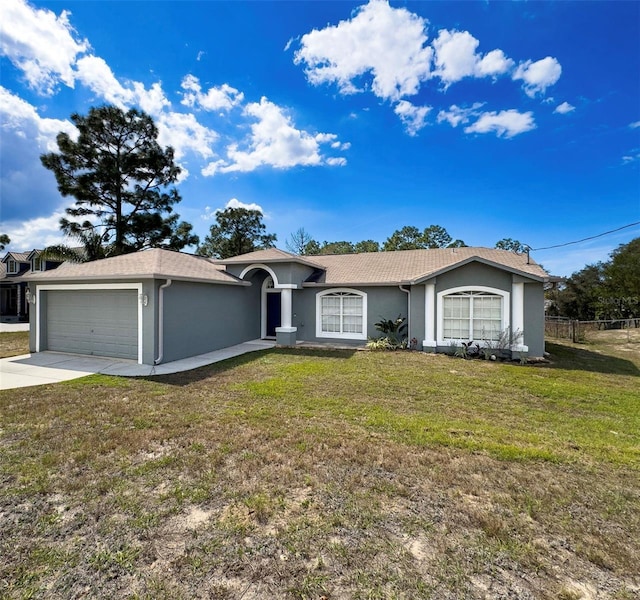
[302,281,409,288]
[23,273,251,286]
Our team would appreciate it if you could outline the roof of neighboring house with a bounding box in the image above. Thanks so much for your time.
[1,252,30,264]
[218,247,323,268]
[23,248,248,285]
[225,247,547,285]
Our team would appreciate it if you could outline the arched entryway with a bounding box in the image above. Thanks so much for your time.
[238,263,297,346]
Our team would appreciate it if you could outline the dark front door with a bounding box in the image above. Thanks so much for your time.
[266,292,281,337]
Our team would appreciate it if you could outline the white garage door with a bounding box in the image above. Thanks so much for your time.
[46,289,138,360]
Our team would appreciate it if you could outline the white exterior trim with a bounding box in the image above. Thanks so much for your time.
[315,288,367,341]
[239,263,279,287]
[423,282,436,348]
[35,283,144,364]
[436,285,510,346]
[511,281,525,349]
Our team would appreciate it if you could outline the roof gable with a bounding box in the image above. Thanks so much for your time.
[218,248,323,269]
[1,252,30,264]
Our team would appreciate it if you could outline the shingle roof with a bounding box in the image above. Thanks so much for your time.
[218,248,322,268]
[1,252,30,264]
[302,247,547,285]
[23,248,247,285]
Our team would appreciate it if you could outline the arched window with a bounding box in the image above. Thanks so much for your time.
[316,289,367,340]
[438,287,509,343]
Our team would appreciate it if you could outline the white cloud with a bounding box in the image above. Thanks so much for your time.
[201,160,227,177]
[180,75,244,112]
[513,56,562,97]
[476,49,514,78]
[437,103,485,127]
[75,55,130,107]
[432,30,513,86]
[225,198,263,212]
[156,111,218,160]
[394,100,431,136]
[622,152,640,164]
[0,86,76,150]
[464,109,536,138]
[629,121,640,129]
[294,0,432,101]
[75,55,170,115]
[200,198,264,220]
[213,97,346,174]
[554,101,575,115]
[0,210,68,252]
[0,0,89,95]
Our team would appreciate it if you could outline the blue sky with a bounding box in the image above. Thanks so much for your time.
[1,0,638,276]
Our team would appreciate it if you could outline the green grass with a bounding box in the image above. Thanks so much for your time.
[0,334,638,599]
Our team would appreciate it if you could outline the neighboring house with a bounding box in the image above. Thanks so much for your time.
[0,250,62,321]
[24,246,548,365]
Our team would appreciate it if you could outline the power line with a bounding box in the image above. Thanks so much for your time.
[530,221,640,251]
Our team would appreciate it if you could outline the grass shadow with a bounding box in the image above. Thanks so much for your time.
[143,346,359,387]
[545,342,640,376]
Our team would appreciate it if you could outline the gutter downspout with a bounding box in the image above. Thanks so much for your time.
[154,279,172,365]
[399,284,410,346]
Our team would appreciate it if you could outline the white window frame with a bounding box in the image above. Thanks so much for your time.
[31,256,44,272]
[316,288,367,340]
[7,260,18,274]
[437,286,510,346]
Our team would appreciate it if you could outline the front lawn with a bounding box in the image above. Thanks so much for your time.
[0,331,29,358]
[0,337,638,599]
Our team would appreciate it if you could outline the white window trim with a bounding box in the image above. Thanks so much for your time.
[35,283,144,364]
[437,285,510,346]
[316,288,367,340]
[31,257,44,272]
[7,260,18,274]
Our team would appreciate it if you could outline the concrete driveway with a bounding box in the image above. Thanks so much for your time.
[0,340,275,390]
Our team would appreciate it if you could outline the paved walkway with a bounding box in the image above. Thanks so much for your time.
[0,340,275,390]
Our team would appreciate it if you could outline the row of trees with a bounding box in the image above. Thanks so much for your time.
[547,238,640,320]
[284,227,528,257]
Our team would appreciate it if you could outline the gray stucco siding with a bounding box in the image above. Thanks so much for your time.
[225,262,314,287]
[294,286,409,344]
[159,280,260,363]
[523,282,545,357]
[408,285,425,349]
[434,262,513,293]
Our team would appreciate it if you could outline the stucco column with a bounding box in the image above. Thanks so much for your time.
[422,282,436,351]
[276,287,297,347]
[511,281,527,350]
[281,288,292,328]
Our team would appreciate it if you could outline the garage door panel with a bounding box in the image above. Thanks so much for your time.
[46,290,138,360]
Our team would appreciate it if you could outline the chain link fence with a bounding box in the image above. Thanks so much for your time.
[545,317,640,343]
